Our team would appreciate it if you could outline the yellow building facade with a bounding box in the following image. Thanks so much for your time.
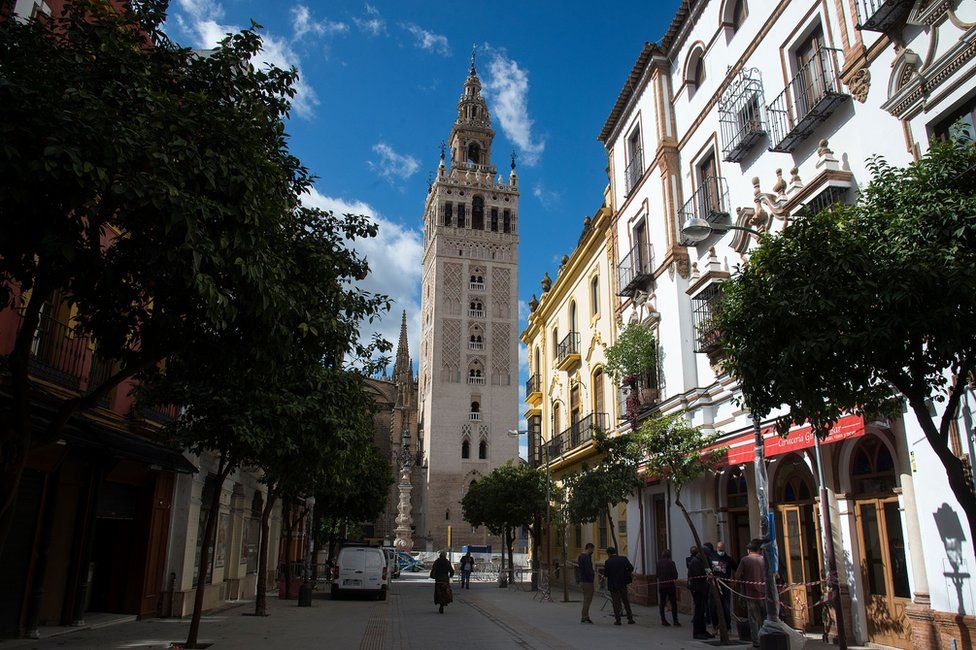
[520,199,627,571]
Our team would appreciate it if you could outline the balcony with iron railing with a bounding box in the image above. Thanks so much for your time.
[854,0,913,32]
[555,332,581,372]
[469,281,486,292]
[468,412,482,421]
[24,313,88,390]
[467,374,486,385]
[719,68,767,163]
[525,373,542,405]
[767,47,849,153]
[616,242,656,298]
[678,176,730,245]
[543,412,609,463]
[624,146,644,196]
[468,308,486,319]
[468,341,484,351]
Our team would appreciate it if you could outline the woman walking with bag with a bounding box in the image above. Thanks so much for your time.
[431,550,455,613]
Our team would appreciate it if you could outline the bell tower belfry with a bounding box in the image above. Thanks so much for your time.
[415,51,520,551]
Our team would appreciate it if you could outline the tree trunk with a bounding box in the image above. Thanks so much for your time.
[310,506,323,583]
[327,515,338,566]
[507,528,515,583]
[675,489,730,645]
[282,502,294,600]
[500,526,506,580]
[254,484,278,617]
[560,522,569,602]
[186,455,232,648]
[605,506,618,551]
[902,385,976,557]
[637,488,647,575]
[530,516,541,591]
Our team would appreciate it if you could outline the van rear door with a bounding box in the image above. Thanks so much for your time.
[365,549,384,589]
[339,548,367,589]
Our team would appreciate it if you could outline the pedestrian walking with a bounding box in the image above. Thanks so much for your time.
[711,541,737,633]
[656,549,680,627]
[576,543,596,624]
[601,547,635,626]
[459,551,475,589]
[430,550,455,614]
[735,539,767,648]
[703,542,719,632]
[687,546,713,640]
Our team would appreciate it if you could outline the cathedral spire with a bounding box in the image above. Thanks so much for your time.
[394,310,410,379]
[470,42,477,75]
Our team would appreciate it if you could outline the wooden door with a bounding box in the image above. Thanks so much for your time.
[653,495,667,563]
[777,505,823,629]
[855,497,912,649]
[140,472,174,618]
[696,152,719,216]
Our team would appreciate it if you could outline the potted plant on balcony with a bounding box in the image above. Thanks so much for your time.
[606,324,659,422]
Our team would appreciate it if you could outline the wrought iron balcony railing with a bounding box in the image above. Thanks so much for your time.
[678,176,730,245]
[556,332,580,367]
[719,68,767,163]
[616,242,655,298]
[468,309,485,318]
[468,341,484,351]
[525,373,541,397]
[25,313,87,390]
[624,146,644,196]
[854,0,913,32]
[767,47,849,153]
[544,412,609,462]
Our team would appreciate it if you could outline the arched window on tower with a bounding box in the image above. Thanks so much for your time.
[457,203,466,228]
[467,142,481,165]
[472,196,485,230]
[444,202,453,227]
[502,209,511,234]
[462,438,471,459]
[490,208,499,232]
[478,439,488,459]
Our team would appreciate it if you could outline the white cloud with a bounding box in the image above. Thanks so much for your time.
[532,183,561,210]
[369,142,421,184]
[482,50,545,166]
[354,3,386,36]
[401,22,451,56]
[170,0,329,119]
[302,187,423,371]
[291,5,347,41]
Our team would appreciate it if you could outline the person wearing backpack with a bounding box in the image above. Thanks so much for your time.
[576,543,596,623]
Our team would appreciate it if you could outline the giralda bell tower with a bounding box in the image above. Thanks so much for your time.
[416,52,520,550]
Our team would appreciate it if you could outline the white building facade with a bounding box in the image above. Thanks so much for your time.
[599,1,976,647]
[417,61,521,551]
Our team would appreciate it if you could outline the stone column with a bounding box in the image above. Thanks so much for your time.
[394,467,414,553]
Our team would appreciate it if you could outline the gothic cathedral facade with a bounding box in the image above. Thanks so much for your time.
[417,59,520,550]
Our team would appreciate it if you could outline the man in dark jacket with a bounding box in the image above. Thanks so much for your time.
[601,547,635,625]
[656,549,680,626]
[576,543,595,624]
[430,551,455,614]
[687,546,713,640]
[711,541,738,633]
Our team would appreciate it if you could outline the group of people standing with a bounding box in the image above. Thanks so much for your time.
[576,539,769,648]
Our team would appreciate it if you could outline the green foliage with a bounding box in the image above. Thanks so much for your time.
[638,413,725,490]
[717,142,976,433]
[605,324,659,382]
[461,461,546,536]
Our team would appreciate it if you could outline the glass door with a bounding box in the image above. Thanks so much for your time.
[855,497,912,649]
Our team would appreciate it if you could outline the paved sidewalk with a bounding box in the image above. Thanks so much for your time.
[0,576,881,650]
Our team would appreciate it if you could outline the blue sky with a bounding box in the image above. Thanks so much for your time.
[165,1,681,450]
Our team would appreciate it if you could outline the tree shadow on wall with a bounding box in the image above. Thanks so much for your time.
[934,502,971,620]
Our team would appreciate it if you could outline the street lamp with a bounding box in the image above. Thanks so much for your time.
[680,217,787,648]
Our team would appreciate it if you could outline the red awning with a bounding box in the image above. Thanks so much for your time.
[707,415,865,467]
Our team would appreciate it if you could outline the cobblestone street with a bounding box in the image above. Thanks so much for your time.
[0,575,864,650]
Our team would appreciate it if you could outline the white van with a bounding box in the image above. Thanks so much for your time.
[331,545,389,600]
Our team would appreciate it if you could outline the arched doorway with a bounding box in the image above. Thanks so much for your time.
[772,455,823,631]
[850,436,911,649]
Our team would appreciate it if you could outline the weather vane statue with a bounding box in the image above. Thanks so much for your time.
[470,42,477,73]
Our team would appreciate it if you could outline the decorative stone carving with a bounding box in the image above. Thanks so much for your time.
[752,175,791,222]
[847,67,871,103]
[541,272,552,292]
[528,294,539,312]
[772,168,787,195]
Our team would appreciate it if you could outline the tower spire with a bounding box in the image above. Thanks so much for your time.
[470,42,477,75]
[394,310,410,379]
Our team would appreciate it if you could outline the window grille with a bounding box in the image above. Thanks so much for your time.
[767,47,848,153]
[692,283,724,353]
